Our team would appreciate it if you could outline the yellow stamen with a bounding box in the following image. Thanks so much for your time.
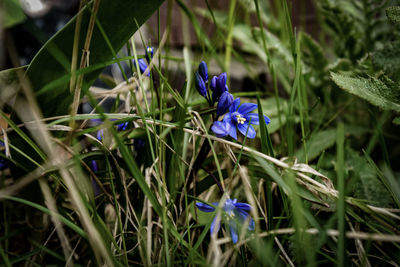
[236,114,246,124]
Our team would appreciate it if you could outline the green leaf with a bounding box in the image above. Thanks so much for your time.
[300,32,328,72]
[295,129,336,162]
[347,148,394,208]
[24,0,164,118]
[386,6,400,24]
[3,0,26,28]
[0,66,25,108]
[331,72,400,112]
[393,117,400,125]
[372,41,400,80]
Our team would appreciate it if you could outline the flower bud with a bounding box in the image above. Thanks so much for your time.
[216,91,233,116]
[198,61,208,83]
[195,72,207,97]
[212,73,229,102]
[217,72,227,91]
[145,46,154,63]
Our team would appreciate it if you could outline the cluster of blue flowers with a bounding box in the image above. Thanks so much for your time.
[196,197,255,244]
[136,46,154,77]
[195,61,270,140]
[194,61,269,243]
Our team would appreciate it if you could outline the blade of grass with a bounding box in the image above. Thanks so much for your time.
[336,122,346,266]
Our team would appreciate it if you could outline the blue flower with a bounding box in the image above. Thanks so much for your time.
[195,72,207,98]
[196,198,255,244]
[198,61,208,83]
[210,72,228,102]
[211,98,271,140]
[216,91,233,116]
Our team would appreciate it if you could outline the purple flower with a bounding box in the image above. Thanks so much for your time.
[195,72,207,98]
[198,61,208,83]
[211,72,228,102]
[196,198,255,244]
[216,91,233,116]
[212,98,270,140]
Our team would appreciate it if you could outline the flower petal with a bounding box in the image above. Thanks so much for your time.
[230,98,241,112]
[264,115,271,125]
[217,92,233,116]
[244,113,260,125]
[238,103,258,114]
[210,215,221,235]
[229,221,238,244]
[137,58,150,76]
[248,218,255,230]
[198,61,208,83]
[210,76,217,92]
[228,122,237,140]
[238,122,256,138]
[195,72,207,97]
[97,129,104,141]
[236,209,255,231]
[234,202,252,212]
[211,121,230,137]
[217,72,227,91]
[196,202,215,212]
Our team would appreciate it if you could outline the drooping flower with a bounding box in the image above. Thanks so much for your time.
[210,72,228,102]
[195,71,207,98]
[216,91,233,116]
[198,61,208,83]
[211,98,270,140]
[196,198,255,244]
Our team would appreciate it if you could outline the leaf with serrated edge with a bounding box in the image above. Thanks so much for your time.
[331,72,400,112]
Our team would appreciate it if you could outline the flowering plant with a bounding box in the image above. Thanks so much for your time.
[196,198,255,244]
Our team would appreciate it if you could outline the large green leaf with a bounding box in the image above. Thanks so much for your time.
[331,72,400,112]
[23,0,164,118]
